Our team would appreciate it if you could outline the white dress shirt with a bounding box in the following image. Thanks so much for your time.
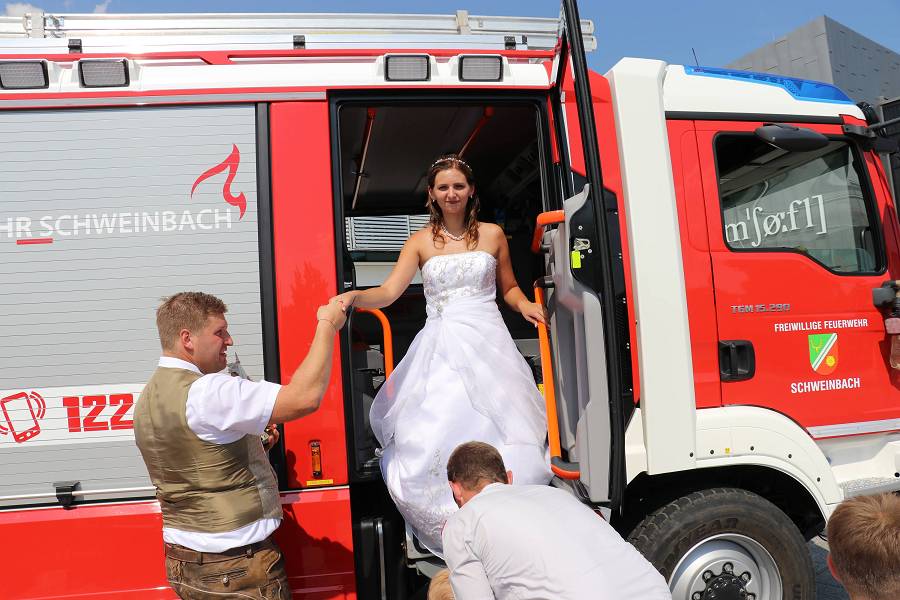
[156,357,282,552]
[442,483,672,600]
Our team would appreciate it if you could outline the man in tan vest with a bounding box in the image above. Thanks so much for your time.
[134,291,347,599]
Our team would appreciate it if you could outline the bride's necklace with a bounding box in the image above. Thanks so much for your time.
[441,224,466,241]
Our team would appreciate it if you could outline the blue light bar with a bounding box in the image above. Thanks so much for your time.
[684,66,855,104]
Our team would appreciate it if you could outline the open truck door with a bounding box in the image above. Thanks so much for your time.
[534,0,630,508]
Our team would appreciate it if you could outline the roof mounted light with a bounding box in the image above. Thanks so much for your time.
[684,66,854,104]
[384,54,430,82]
[458,55,503,82]
[78,59,129,88]
[0,61,48,90]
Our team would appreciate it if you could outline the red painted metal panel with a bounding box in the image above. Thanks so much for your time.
[587,72,640,404]
[275,490,357,598]
[0,490,355,599]
[269,101,350,490]
[666,119,721,409]
[267,101,357,596]
[1,501,173,599]
[695,120,900,429]
[560,65,585,178]
[545,97,560,163]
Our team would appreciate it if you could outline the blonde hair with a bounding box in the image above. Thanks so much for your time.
[827,493,900,599]
[427,569,454,600]
[155,291,227,351]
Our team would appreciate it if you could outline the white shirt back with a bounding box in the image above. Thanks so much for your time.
[443,483,672,600]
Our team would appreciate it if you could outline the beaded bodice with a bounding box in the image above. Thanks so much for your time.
[421,250,496,314]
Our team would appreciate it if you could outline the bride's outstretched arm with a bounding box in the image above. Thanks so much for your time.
[493,225,547,326]
[331,232,422,310]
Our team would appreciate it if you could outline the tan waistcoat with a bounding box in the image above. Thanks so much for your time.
[133,367,282,533]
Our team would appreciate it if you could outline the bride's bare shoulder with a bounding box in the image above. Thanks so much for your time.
[404,227,434,257]
[478,223,506,252]
[478,221,504,238]
[408,226,434,246]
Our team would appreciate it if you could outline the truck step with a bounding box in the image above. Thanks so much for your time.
[839,476,900,498]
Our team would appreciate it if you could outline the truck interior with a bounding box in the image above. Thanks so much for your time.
[332,94,621,589]
[332,98,551,484]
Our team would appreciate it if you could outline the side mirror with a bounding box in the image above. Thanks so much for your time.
[754,123,830,152]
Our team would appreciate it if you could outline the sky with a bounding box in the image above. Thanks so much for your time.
[4,0,900,74]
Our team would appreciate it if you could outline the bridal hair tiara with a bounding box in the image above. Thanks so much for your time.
[431,156,471,170]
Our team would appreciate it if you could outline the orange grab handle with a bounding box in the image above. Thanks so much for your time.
[354,308,394,378]
[551,462,582,480]
[530,210,565,254]
[534,286,562,460]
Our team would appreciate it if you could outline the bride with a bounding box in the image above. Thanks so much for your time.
[334,155,551,555]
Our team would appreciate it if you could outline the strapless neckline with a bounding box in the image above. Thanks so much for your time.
[421,249,496,270]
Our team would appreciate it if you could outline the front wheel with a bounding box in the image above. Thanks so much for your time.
[627,488,815,600]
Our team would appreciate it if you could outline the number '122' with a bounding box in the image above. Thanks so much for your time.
[63,394,134,432]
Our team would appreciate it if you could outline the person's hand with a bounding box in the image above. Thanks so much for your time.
[330,290,360,310]
[317,298,348,331]
[519,300,547,327]
[262,425,280,452]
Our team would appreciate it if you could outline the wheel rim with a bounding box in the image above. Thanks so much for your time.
[668,533,782,600]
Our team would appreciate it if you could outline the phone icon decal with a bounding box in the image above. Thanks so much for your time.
[0,391,46,443]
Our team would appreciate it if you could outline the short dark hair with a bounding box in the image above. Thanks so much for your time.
[446,441,508,490]
[827,493,900,599]
[156,291,227,351]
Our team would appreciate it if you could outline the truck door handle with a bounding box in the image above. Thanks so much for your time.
[719,340,755,382]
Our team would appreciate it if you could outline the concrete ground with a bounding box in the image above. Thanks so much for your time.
[809,537,848,600]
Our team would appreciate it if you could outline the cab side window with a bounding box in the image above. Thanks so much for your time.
[715,134,882,273]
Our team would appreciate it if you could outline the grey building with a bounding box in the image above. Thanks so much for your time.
[727,15,900,107]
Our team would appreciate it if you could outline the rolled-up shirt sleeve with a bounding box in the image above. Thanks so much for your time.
[443,514,494,599]
[186,373,281,444]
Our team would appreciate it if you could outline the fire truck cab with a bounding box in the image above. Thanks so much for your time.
[1,2,899,599]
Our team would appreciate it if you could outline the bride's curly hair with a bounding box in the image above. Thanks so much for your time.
[426,154,480,250]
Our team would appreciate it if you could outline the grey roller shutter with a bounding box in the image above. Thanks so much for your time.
[346,214,430,251]
[0,104,263,507]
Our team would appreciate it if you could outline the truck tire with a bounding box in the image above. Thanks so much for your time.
[627,487,814,600]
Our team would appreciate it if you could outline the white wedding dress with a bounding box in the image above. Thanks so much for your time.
[369,250,551,556]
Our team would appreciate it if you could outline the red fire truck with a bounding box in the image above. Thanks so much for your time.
[1,2,898,598]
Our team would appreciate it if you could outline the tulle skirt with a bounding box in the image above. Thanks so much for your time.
[370,295,551,555]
